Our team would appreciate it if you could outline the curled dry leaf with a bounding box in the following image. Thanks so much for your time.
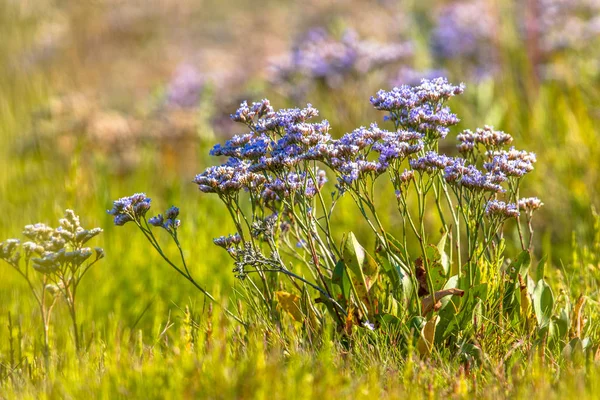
[421,288,465,316]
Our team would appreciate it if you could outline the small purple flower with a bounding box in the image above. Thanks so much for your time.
[485,200,520,219]
[194,159,267,195]
[457,126,513,153]
[165,63,204,109]
[213,233,242,249]
[518,197,544,212]
[370,78,464,139]
[149,206,181,232]
[410,151,454,173]
[108,193,151,226]
[484,147,536,178]
[148,214,164,227]
[270,28,412,91]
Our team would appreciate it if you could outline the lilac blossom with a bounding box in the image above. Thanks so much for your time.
[518,197,544,212]
[444,158,506,193]
[213,233,242,249]
[370,78,464,139]
[270,28,412,90]
[484,148,537,178]
[410,151,454,173]
[193,158,267,195]
[108,193,152,225]
[149,206,181,233]
[485,200,520,219]
[165,63,204,109]
[457,126,513,153]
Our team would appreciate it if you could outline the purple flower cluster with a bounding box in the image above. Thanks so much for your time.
[431,1,497,62]
[443,158,506,193]
[199,79,466,196]
[262,170,327,203]
[410,151,454,173]
[108,193,152,225]
[370,77,465,139]
[213,233,242,249]
[149,206,181,233]
[484,148,537,178]
[518,197,544,212]
[196,100,331,201]
[194,158,267,195]
[165,63,204,109]
[314,124,424,186]
[485,200,520,219]
[457,126,513,154]
[271,28,412,90]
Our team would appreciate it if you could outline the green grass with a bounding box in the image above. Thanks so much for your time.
[1,1,600,398]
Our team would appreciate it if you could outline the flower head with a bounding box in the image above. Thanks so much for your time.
[108,193,151,225]
[518,197,544,213]
[370,78,464,139]
[485,200,520,219]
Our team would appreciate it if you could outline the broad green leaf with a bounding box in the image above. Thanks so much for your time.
[384,232,405,256]
[536,255,548,281]
[441,275,460,309]
[425,245,449,292]
[458,284,488,329]
[508,250,531,279]
[417,315,439,356]
[533,279,554,327]
[437,232,450,275]
[342,233,380,316]
[342,232,379,281]
[554,306,570,340]
[562,338,585,366]
[332,260,351,301]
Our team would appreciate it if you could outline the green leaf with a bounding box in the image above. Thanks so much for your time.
[562,338,585,366]
[425,245,449,292]
[533,279,554,328]
[554,306,570,340]
[536,255,548,281]
[458,284,488,330]
[508,250,531,279]
[437,232,450,275]
[384,232,405,256]
[332,260,351,301]
[440,275,460,309]
[342,232,380,316]
[342,232,379,280]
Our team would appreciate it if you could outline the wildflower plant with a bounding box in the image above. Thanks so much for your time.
[0,210,104,353]
[107,194,244,325]
[193,77,553,351]
[270,27,412,99]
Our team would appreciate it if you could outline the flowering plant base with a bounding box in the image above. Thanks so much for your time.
[110,78,586,358]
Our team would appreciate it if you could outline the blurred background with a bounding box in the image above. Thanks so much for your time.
[1,0,599,334]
